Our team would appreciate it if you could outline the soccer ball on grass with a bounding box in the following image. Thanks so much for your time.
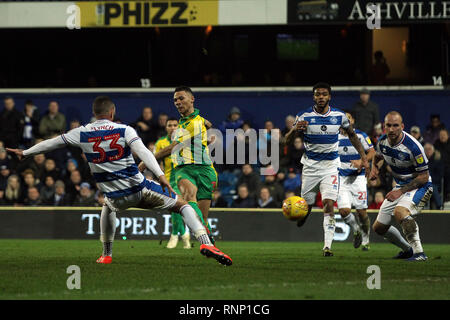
[282,196,308,222]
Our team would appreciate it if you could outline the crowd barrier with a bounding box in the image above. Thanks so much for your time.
[0,207,449,243]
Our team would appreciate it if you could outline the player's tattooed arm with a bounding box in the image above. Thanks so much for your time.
[369,153,384,180]
[386,170,429,202]
[399,171,429,194]
[344,125,370,176]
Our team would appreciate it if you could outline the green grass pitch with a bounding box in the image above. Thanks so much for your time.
[0,239,449,300]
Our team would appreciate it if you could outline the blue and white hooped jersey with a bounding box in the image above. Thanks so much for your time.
[375,131,431,186]
[338,129,373,176]
[294,106,350,175]
[61,119,145,199]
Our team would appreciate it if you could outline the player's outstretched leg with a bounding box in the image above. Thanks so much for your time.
[340,209,362,249]
[373,221,413,259]
[97,203,116,264]
[357,210,371,251]
[172,200,232,266]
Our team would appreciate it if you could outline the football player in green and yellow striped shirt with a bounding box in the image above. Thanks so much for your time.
[139,86,217,244]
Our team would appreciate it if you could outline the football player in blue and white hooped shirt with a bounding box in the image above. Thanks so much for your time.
[6,96,232,266]
[337,111,375,251]
[369,111,432,261]
[285,83,370,257]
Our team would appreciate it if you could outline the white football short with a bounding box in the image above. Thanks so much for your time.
[337,175,368,210]
[105,179,178,212]
[376,182,433,225]
[301,171,340,205]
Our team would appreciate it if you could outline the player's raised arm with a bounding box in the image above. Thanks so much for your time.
[6,135,67,160]
[285,116,308,145]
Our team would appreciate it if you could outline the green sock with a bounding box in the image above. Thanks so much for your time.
[171,212,185,235]
[188,201,212,234]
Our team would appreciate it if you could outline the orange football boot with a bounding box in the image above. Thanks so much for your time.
[200,244,232,266]
[96,255,112,264]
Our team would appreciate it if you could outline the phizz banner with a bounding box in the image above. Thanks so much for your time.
[287,0,450,24]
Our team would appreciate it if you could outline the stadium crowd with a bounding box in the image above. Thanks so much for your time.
[0,93,449,209]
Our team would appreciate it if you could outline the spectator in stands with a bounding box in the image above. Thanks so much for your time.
[371,122,384,146]
[42,158,62,181]
[282,136,304,172]
[369,191,384,209]
[0,164,11,190]
[351,88,380,137]
[424,114,446,144]
[21,100,40,148]
[39,101,66,139]
[4,174,25,206]
[26,154,46,182]
[261,170,285,205]
[23,186,42,206]
[231,184,256,208]
[131,107,158,146]
[40,175,56,205]
[0,187,5,205]
[258,120,278,158]
[0,147,11,169]
[0,96,24,149]
[370,50,390,85]
[22,169,40,191]
[211,189,228,208]
[219,107,244,135]
[65,169,83,200]
[257,187,279,208]
[434,129,450,201]
[49,180,72,206]
[156,113,169,140]
[281,115,296,138]
[284,190,296,199]
[236,164,261,199]
[410,126,424,145]
[219,107,245,161]
[73,182,96,206]
[424,143,444,209]
[283,167,301,194]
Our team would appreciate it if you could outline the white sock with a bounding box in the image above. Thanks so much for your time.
[180,204,211,245]
[384,226,411,251]
[100,204,116,256]
[400,216,424,254]
[323,214,336,250]
[343,213,360,233]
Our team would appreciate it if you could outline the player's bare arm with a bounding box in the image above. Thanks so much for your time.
[386,170,429,202]
[138,141,180,171]
[285,120,308,144]
[350,148,375,172]
[344,125,370,177]
[5,148,24,160]
[204,119,213,130]
[369,153,384,180]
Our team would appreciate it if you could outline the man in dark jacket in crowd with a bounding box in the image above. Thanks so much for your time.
[236,164,261,199]
[231,184,256,208]
[0,96,24,149]
[351,88,380,137]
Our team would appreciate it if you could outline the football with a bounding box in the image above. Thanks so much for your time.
[282,196,309,221]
